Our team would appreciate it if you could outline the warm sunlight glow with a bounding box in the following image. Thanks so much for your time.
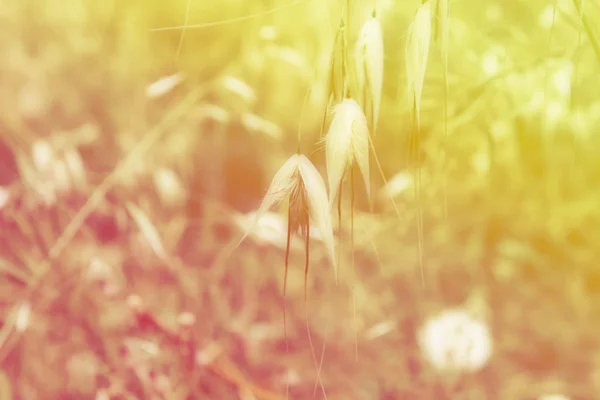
[0,0,598,398]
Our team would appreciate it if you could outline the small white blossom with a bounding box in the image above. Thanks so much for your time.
[418,307,492,373]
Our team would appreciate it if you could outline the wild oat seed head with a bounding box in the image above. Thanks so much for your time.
[329,20,348,104]
[238,154,337,278]
[288,170,310,237]
[248,155,300,223]
[405,2,432,128]
[296,155,337,276]
[325,98,371,208]
[354,12,384,136]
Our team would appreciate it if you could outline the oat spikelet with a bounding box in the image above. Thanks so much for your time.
[329,19,348,105]
[405,2,432,129]
[354,10,384,136]
[237,154,337,278]
[320,18,348,140]
[239,156,298,243]
[325,98,370,208]
[296,155,337,277]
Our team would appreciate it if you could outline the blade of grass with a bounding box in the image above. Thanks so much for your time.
[350,164,357,361]
[283,206,292,400]
[175,0,193,59]
[149,0,310,31]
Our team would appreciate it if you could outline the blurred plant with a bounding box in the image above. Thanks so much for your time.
[0,187,9,209]
[418,306,492,374]
[0,370,11,400]
[16,138,88,206]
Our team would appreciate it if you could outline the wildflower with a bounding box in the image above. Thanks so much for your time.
[418,307,493,373]
[238,153,336,279]
[354,10,384,135]
[405,2,432,128]
[325,98,371,207]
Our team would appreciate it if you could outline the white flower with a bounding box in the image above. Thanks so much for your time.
[418,308,492,373]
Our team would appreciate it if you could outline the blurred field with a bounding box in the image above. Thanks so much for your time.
[1,0,600,399]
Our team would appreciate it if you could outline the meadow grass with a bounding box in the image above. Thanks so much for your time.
[0,0,600,399]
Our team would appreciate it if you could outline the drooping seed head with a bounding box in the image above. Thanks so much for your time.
[405,2,432,128]
[325,98,370,208]
[295,155,337,278]
[354,11,384,136]
[288,169,309,238]
[238,154,337,279]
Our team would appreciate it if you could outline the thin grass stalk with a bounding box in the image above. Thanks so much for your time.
[283,206,293,400]
[412,109,425,286]
[350,164,358,361]
[303,220,328,399]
